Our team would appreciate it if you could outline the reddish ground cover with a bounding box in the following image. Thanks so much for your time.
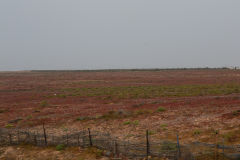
[0,69,240,143]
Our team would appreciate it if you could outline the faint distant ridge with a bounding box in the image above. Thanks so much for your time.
[30,67,236,72]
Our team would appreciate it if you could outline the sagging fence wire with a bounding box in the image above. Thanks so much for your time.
[0,125,239,160]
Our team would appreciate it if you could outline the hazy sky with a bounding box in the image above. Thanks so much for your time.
[0,0,239,71]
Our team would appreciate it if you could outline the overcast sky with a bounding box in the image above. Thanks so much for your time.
[0,0,239,71]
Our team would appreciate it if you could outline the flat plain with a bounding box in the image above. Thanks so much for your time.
[0,69,240,144]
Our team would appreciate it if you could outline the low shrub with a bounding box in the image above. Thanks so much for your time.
[76,116,92,121]
[193,129,201,135]
[56,144,65,151]
[123,121,131,125]
[57,94,67,98]
[157,107,166,112]
[132,120,139,125]
[5,124,14,128]
[101,110,132,119]
[160,124,168,128]
[148,130,155,135]
[232,110,240,116]
[40,100,48,107]
[26,115,32,120]
[223,131,240,142]
[85,147,103,158]
[135,109,153,115]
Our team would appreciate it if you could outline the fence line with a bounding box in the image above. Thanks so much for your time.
[0,127,239,160]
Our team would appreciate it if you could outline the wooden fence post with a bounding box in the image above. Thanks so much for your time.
[77,134,80,146]
[146,130,150,160]
[114,140,118,158]
[66,134,69,146]
[177,134,181,158]
[52,135,54,145]
[124,141,128,155]
[17,130,20,144]
[222,138,225,160]
[36,131,39,146]
[27,130,30,143]
[42,123,47,146]
[215,131,219,160]
[34,132,37,145]
[9,133,12,145]
[88,128,92,146]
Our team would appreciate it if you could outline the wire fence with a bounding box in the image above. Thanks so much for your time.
[0,126,239,160]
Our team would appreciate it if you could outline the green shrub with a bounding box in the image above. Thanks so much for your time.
[193,129,201,135]
[56,144,65,151]
[135,109,153,115]
[232,110,240,116]
[224,133,236,142]
[5,124,14,128]
[125,134,134,138]
[40,100,48,107]
[26,115,32,120]
[95,115,101,119]
[214,130,219,135]
[63,128,68,132]
[100,110,133,119]
[132,120,139,125]
[148,130,155,135]
[160,124,168,128]
[157,107,166,112]
[162,127,167,131]
[123,121,131,125]
[95,149,103,158]
[57,94,66,98]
